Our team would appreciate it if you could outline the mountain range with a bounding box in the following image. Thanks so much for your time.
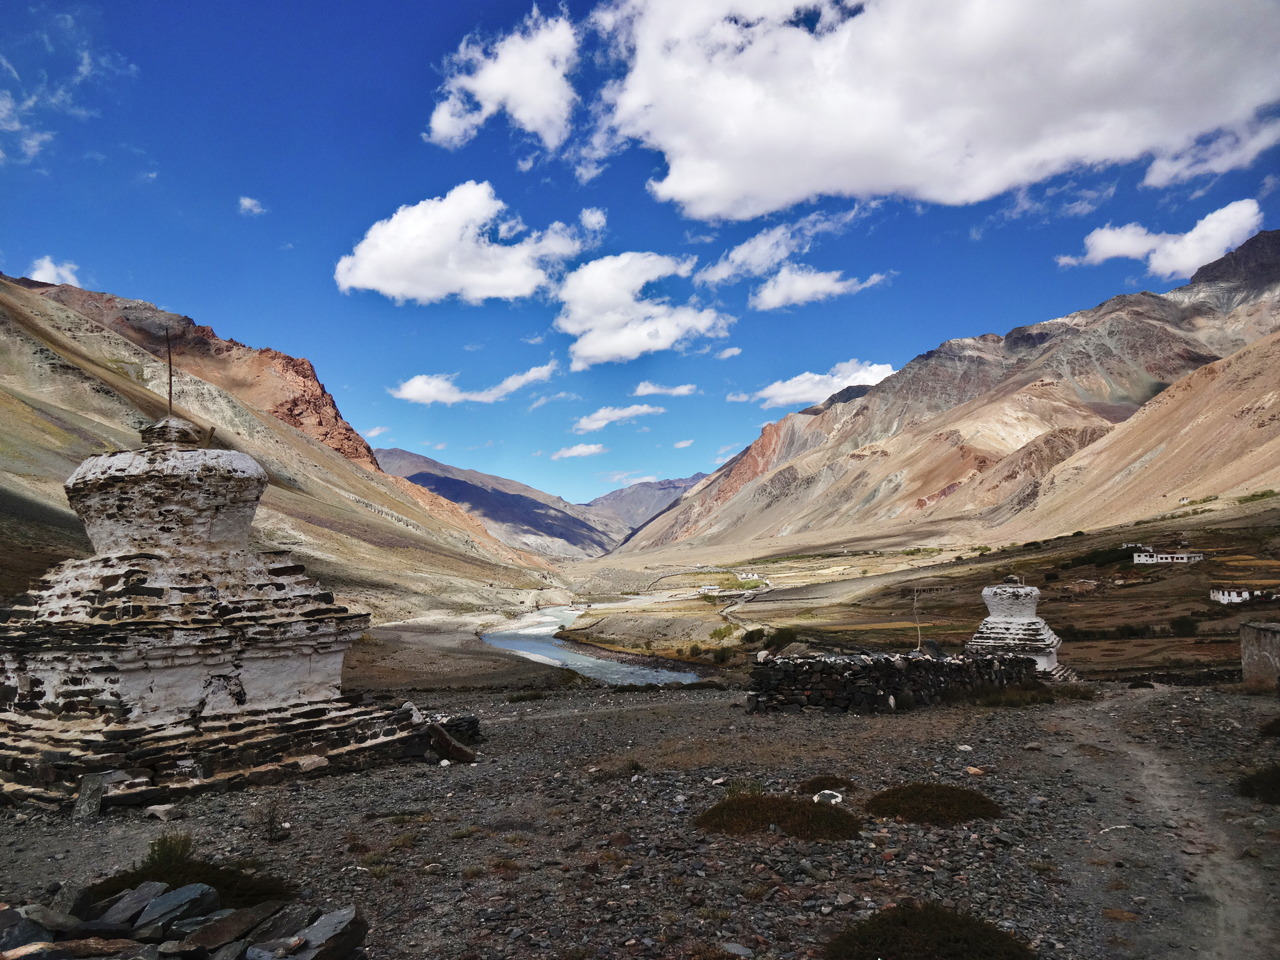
[620,231,1280,558]
[0,275,562,619]
[375,446,703,559]
[2,231,1278,610]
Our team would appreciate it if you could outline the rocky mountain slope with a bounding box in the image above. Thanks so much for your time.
[377,446,702,558]
[622,231,1280,556]
[0,276,562,620]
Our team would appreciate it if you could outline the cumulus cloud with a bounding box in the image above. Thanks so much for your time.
[335,181,583,304]
[750,266,886,310]
[573,403,665,433]
[716,346,741,360]
[1056,199,1263,279]
[551,442,607,460]
[725,391,750,402]
[363,426,390,438]
[695,212,857,286]
[390,360,557,405]
[555,251,732,369]
[633,380,695,396]
[589,0,1280,219]
[674,439,694,448]
[579,207,607,232]
[28,255,79,285]
[749,358,895,409]
[426,9,578,152]
[238,196,266,216]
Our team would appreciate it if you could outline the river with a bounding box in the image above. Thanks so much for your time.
[482,606,701,686]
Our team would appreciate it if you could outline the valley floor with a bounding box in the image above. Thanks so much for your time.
[3,682,1279,959]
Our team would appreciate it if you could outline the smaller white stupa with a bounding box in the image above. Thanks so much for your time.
[966,576,1061,673]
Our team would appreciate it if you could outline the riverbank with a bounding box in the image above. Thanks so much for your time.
[344,612,572,692]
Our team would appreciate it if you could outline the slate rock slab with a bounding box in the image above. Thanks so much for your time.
[0,909,53,952]
[183,902,284,950]
[244,904,319,945]
[99,883,170,925]
[133,885,219,936]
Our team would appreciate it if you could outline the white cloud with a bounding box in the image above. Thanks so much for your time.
[364,426,390,438]
[603,470,658,484]
[673,439,694,448]
[28,255,79,285]
[1056,199,1263,279]
[751,358,895,409]
[335,180,583,304]
[725,391,750,402]
[426,9,578,152]
[390,360,557,405]
[573,403,665,433]
[528,390,580,410]
[590,0,1280,220]
[552,443,607,460]
[555,251,733,369]
[579,207,607,232]
[238,196,266,216]
[633,380,695,397]
[695,212,857,286]
[750,266,886,310]
[716,346,741,360]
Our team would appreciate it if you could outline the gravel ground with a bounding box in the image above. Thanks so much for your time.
[3,683,1279,959]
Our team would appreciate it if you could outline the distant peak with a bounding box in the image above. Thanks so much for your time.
[1189,229,1280,286]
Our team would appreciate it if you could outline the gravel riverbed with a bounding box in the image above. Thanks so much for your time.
[3,683,1279,959]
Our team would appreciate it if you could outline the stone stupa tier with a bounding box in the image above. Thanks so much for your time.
[0,416,439,808]
[965,576,1061,673]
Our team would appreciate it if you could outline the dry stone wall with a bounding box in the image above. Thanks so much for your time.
[746,652,1037,714]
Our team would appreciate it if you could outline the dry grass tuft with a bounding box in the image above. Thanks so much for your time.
[823,902,1035,960]
[1238,763,1280,804]
[865,783,1003,825]
[694,794,862,840]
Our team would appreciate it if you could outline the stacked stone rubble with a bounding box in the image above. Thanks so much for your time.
[0,879,367,959]
[746,653,1037,714]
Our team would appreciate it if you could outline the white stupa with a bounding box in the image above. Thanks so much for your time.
[966,576,1061,673]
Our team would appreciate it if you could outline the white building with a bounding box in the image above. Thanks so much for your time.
[1133,551,1204,564]
[1211,586,1254,604]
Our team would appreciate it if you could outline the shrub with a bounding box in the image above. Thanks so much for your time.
[695,794,862,840]
[709,625,733,641]
[1237,489,1278,504]
[1169,615,1199,637]
[742,628,766,645]
[1260,716,1280,738]
[764,627,798,651]
[712,647,731,664]
[1238,764,1280,804]
[689,643,703,658]
[89,832,292,908]
[824,902,1034,960]
[865,783,1002,825]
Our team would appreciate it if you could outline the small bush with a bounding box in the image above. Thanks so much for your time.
[1169,615,1199,637]
[712,647,731,664]
[89,832,292,908]
[764,627,798,651]
[742,628,766,645]
[824,902,1034,960]
[865,783,1002,825]
[695,794,862,840]
[1238,764,1280,804]
[797,775,855,794]
[1260,716,1280,738]
[710,625,733,641]
[689,643,703,658]
[1237,489,1278,505]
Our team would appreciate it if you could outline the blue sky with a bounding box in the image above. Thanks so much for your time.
[4,1,1279,503]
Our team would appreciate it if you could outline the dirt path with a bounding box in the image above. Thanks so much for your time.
[1044,688,1280,960]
